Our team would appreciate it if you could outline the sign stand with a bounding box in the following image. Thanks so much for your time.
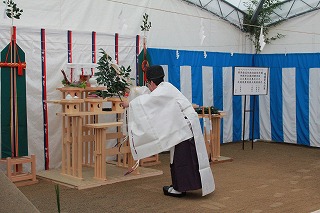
[242,95,256,150]
[233,66,269,150]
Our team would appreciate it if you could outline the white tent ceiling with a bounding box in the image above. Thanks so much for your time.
[182,0,320,30]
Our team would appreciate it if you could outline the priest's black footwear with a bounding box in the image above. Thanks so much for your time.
[163,186,186,197]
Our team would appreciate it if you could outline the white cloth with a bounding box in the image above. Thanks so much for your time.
[259,26,266,51]
[128,86,150,102]
[128,82,215,196]
[122,86,150,136]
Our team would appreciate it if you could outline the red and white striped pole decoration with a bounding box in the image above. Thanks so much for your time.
[41,28,49,170]
[136,35,140,86]
[115,33,119,64]
[67,30,73,81]
[92,31,96,75]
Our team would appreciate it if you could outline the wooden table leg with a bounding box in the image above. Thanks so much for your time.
[77,116,83,178]
[94,128,107,180]
[94,129,100,179]
[211,116,221,161]
[72,117,77,176]
[101,128,106,180]
[61,117,66,174]
[66,117,71,175]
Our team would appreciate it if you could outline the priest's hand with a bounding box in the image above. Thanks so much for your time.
[120,101,129,109]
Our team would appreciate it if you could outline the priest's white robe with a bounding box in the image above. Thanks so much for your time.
[128,82,215,196]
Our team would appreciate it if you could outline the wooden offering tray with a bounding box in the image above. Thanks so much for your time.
[84,98,108,112]
[107,97,127,112]
[56,87,84,98]
[59,99,84,113]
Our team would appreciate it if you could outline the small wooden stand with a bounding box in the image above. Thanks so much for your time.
[0,155,38,186]
[56,87,84,98]
[60,99,84,113]
[198,110,232,163]
[107,97,126,112]
[85,122,137,180]
[85,98,104,112]
[83,96,108,167]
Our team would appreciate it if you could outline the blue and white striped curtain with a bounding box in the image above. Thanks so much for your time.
[148,48,320,147]
[254,54,320,147]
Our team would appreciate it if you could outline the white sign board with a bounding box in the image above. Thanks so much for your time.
[233,67,269,95]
